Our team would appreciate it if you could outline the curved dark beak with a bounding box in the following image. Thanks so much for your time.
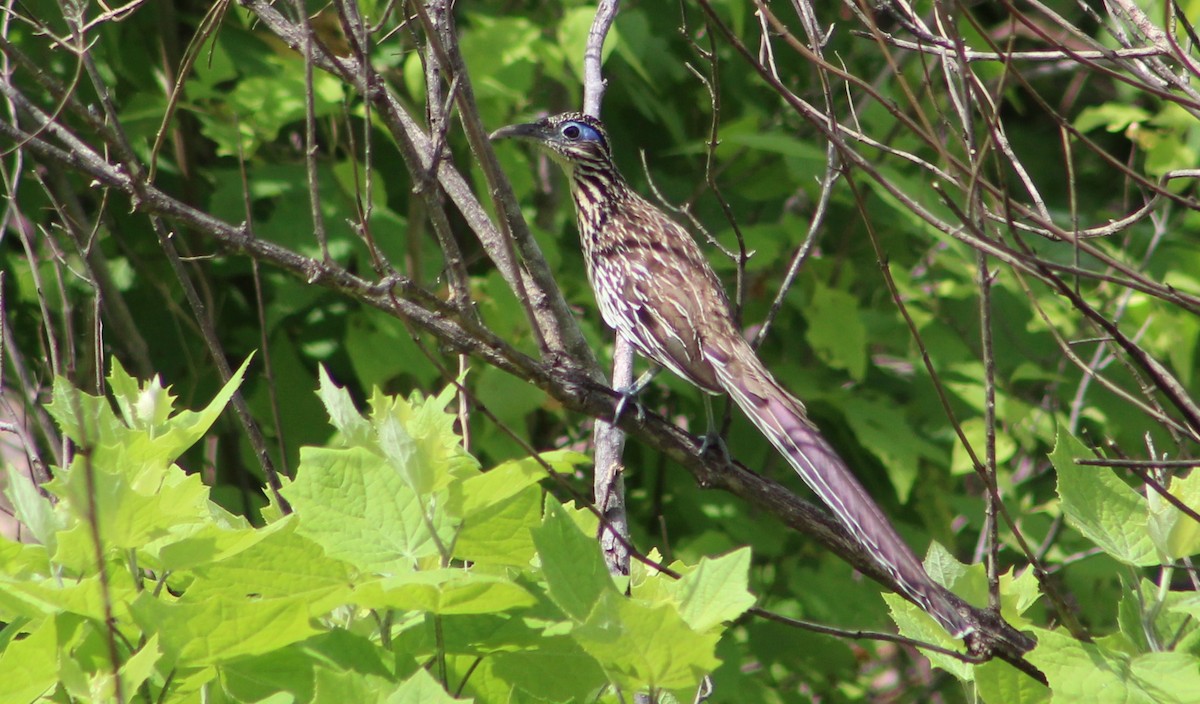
[489,122,545,142]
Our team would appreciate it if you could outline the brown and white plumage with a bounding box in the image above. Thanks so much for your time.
[492,112,974,639]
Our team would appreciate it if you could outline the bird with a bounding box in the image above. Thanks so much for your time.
[491,111,975,640]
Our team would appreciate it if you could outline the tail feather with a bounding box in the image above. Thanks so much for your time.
[707,341,974,638]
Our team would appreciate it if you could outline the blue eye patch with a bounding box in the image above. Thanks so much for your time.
[560,121,604,144]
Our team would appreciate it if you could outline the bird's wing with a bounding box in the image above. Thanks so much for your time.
[596,206,733,393]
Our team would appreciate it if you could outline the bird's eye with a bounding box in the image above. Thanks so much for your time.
[562,124,581,140]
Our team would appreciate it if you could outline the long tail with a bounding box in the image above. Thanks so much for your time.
[706,340,974,638]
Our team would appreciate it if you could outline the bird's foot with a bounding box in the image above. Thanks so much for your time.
[612,384,647,423]
[611,367,660,424]
[698,431,731,465]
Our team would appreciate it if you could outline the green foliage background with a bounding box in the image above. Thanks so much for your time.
[3,0,1200,702]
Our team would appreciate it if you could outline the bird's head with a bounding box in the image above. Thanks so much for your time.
[489,112,612,171]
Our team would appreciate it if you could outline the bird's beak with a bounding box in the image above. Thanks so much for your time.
[489,122,545,142]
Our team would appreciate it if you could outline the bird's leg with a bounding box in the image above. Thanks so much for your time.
[698,395,731,464]
[613,366,660,423]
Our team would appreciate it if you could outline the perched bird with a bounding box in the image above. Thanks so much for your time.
[491,112,974,640]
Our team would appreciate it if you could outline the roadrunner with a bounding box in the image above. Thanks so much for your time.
[491,112,974,640]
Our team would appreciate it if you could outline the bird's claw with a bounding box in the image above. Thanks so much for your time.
[698,431,731,465]
[613,384,647,423]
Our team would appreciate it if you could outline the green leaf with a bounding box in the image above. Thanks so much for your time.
[864,164,956,239]
[456,484,542,567]
[367,384,478,497]
[317,365,373,448]
[664,547,756,632]
[118,634,161,699]
[227,629,394,702]
[1027,627,1200,704]
[612,12,655,84]
[1074,103,1152,133]
[0,570,138,623]
[143,504,263,572]
[3,463,62,551]
[950,416,1017,476]
[719,131,828,161]
[1006,564,1044,615]
[0,541,50,581]
[836,392,945,502]
[922,541,970,590]
[130,591,320,665]
[1120,579,1196,654]
[150,354,254,464]
[0,619,57,702]
[374,408,429,495]
[459,16,541,101]
[355,569,535,615]
[456,452,585,566]
[1160,309,1199,388]
[558,7,618,84]
[491,637,607,702]
[285,446,456,573]
[1169,589,1200,620]
[344,311,435,390]
[108,356,176,430]
[1146,136,1198,179]
[312,668,392,704]
[45,377,126,448]
[574,590,720,693]
[1051,427,1157,565]
[974,657,1051,704]
[887,544,1040,680]
[804,281,867,380]
[194,51,345,158]
[243,693,295,704]
[47,452,210,552]
[530,502,616,622]
[461,452,559,515]
[402,50,425,104]
[1146,473,1200,560]
[209,163,352,261]
[476,365,547,434]
[387,668,468,704]
[49,355,254,476]
[222,648,317,703]
[185,518,355,612]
